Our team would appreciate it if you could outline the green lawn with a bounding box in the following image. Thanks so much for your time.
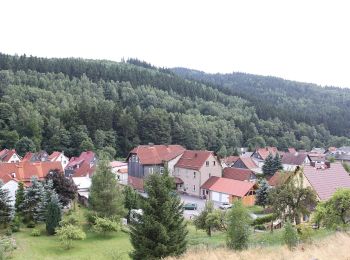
[4,207,334,259]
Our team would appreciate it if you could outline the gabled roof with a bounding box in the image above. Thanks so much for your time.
[254,147,279,160]
[233,157,258,170]
[72,163,96,178]
[67,151,95,168]
[48,151,61,161]
[282,152,309,166]
[201,176,255,197]
[303,163,350,201]
[310,148,326,154]
[266,171,287,187]
[110,161,127,168]
[128,145,185,165]
[175,150,214,170]
[222,156,239,166]
[0,149,18,162]
[308,153,326,162]
[223,168,255,182]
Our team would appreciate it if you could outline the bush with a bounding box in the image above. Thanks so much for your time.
[93,217,120,236]
[85,212,97,226]
[283,221,298,250]
[0,236,17,259]
[30,229,41,237]
[254,224,266,230]
[297,224,313,243]
[60,215,79,227]
[56,224,86,250]
[26,221,35,228]
[5,229,12,237]
[252,214,276,226]
[10,216,21,232]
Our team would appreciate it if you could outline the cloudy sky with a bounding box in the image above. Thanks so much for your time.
[1,0,350,87]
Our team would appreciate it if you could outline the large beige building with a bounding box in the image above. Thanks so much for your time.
[173,150,222,197]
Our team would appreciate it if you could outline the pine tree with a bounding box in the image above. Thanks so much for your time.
[226,200,251,251]
[0,180,13,226]
[262,153,274,175]
[129,170,188,259]
[22,177,44,223]
[272,154,283,173]
[255,179,270,208]
[89,160,126,218]
[46,193,62,235]
[36,180,60,222]
[15,182,25,215]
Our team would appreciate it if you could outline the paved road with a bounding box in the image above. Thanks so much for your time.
[179,194,223,219]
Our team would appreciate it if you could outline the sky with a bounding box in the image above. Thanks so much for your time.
[1,0,350,87]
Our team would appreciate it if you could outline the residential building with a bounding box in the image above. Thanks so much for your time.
[308,152,326,167]
[231,156,262,174]
[110,161,128,185]
[0,149,21,163]
[22,151,49,162]
[281,152,310,171]
[65,151,97,177]
[251,147,279,162]
[222,167,257,182]
[48,151,69,169]
[201,176,257,206]
[127,144,185,190]
[72,176,91,206]
[173,150,222,197]
[221,155,239,168]
[0,173,18,205]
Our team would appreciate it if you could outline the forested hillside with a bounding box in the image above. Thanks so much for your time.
[0,53,348,158]
[172,68,350,138]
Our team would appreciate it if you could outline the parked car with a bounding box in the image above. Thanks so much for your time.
[219,202,232,210]
[183,203,198,210]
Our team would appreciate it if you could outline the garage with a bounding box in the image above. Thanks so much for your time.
[211,191,229,203]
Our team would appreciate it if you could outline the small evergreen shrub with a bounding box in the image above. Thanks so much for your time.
[26,221,35,228]
[30,229,41,237]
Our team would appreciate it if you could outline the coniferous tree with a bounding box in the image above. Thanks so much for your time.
[255,179,270,208]
[129,170,187,259]
[0,180,13,226]
[36,180,60,222]
[89,160,126,218]
[22,177,44,223]
[262,153,274,175]
[123,186,140,223]
[272,154,283,173]
[15,182,25,215]
[46,193,62,235]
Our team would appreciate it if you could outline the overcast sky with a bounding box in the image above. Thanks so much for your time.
[1,0,350,87]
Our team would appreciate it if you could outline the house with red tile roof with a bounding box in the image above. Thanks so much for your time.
[65,151,97,178]
[173,150,222,197]
[231,156,262,174]
[300,163,350,201]
[110,161,128,185]
[223,168,257,183]
[0,149,21,163]
[22,151,49,162]
[48,151,70,169]
[221,155,239,168]
[127,144,185,190]
[201,176,257,206]
[252,147,279,161]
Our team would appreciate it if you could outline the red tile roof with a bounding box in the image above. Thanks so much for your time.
[222,156,239,165]
[255,147,279,160]
[303,163,350,201]
[223,168,256,182]
[0,161,63,185]
[288,148,297,154]
[129,145,185,165]
[48,151,61,161]
[72,163,96,178]
[0,149,18,162]
[267,172,286,187]
[67,151,95,168]
[201,177,255,197]
[175,150,214,170]
[110,161,127,168]
[235,157,258,170]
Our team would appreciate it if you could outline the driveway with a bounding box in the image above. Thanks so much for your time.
[179,194,223,219]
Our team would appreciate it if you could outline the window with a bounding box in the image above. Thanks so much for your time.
[193,185,196,191]
[160,167,164,174]
[149,168,154,174]
[213,161,216,166]
[206,161,209,166]
[193,172,196,179]
[209,173,211,178]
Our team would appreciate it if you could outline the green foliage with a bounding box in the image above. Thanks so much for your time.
[255,179,270,208]
[283,221,298,250]
[22,177,44,223]
[313,188,350,229]
[226,200,251,251]
[269,171,317,224]
[252,214,276,226]
[93,217,120,236]
[60,215,79,227]
[342,162,350,173]
[0,235,16,259]
[89,161,126,218]
[30,228,41,237]
[0,181,13,226]
[56,224,86,250]
[15,136,36,157]
[263,154,283,175]
[26,221,35,228]
[15,182,25,215]
[123,186,140,223]
[254,224,266,230]
[10,215,21,232]
[297,224,313,243]
[46,193,62,235]
[129,169,188,259]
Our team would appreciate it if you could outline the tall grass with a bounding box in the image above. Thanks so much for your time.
[168,232,350,260]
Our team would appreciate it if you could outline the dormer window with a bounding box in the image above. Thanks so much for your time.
[11,172,16,178]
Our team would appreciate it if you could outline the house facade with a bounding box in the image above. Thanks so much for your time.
[0,149,21,163]
[173,150,222,197]
[48,151,70,169]
[222,167,257,182]
[281,152,310,171]
[65,151,97,177]
[232,157,262,174]
[127,144,185,190]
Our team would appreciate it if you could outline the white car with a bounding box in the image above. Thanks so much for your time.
[219,202,232,210]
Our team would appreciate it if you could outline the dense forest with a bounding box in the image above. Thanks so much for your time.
[0,53,349,158]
